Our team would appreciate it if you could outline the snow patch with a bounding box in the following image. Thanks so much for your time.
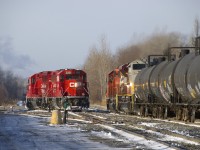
[99,124,176,150]
[139,122,160,127]
[146,129,199,145]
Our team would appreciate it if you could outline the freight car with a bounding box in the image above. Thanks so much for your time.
[26,69,89,110]
[107,36,200,122]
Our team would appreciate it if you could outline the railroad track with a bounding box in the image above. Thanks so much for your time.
[77,111,200,150]
[17,109,200,149]
[78,112,182,149]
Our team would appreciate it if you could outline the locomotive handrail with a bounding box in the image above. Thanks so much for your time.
[44,88,53,97]
[84,87,89,95]
[61,87,69,96]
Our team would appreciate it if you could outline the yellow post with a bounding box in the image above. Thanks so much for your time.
[116,94,118,111]
[50,110,62,125]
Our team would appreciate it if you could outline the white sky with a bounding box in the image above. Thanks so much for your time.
[0,0,199,77]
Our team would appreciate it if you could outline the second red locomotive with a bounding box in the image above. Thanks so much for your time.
[26,69,89,110]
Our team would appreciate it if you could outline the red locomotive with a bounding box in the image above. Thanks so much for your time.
[106,63,132,112]
[26,69,89,110]
[106,61,146,113]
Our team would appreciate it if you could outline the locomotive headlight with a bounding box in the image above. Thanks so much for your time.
[74,82,81,87]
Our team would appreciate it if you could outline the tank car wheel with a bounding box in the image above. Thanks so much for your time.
[163,106,168,119]
[140,106,144,117]
[144,106,148,117]
[182,107,189,122]
[190,108,196,123]
[176,108,182,120]
[158,106,163,118]
[152,107,156,118]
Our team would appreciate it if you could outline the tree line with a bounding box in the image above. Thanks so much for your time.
[0,67,25,105]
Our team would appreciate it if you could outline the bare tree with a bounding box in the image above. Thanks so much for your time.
[0,66,26,105]
[117,31,184,64]
[83,36,115,102]
[194,16,200,37]
[190,16,200,46]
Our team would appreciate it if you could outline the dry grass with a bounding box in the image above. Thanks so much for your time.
[90,100,107,110]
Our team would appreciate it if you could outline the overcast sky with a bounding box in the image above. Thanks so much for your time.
[0,0,199,77]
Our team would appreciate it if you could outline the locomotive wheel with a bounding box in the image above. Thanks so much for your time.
[106,99,110,110]
[158,107,163,118]
[152,107,157,118]
[182,108,189,122]
[31,98,39,109]
[112,103,116,111]
[26,100,33,110]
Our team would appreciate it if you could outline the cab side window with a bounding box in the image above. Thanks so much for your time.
[60,75,64,82]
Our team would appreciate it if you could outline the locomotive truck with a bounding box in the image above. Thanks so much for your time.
[26,69,89,110]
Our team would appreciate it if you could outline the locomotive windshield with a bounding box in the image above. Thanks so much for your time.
[132,64,146,70]
[31,78,36,84]
[66,74,86,81]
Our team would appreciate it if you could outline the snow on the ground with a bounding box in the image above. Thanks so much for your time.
[139,121,199,137]
[68,111,82,117]
[68,118,92,123]
[88,113,107,119]
[153,118,200,128]
[0,114,116,150]
[130,125,199,145]
[99,124,176,150]
[28,109,49,113]
[136,116,200,128]
[91,131,117,140]
[19,113,50,119]
[146,130,199,145]
[140,122,160,127]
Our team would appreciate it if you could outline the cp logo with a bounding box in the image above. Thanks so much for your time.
[70,82,75,87]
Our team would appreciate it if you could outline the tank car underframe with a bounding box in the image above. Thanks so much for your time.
[135,102,200,123]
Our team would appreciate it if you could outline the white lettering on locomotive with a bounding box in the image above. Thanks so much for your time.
[70,82,75,87]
